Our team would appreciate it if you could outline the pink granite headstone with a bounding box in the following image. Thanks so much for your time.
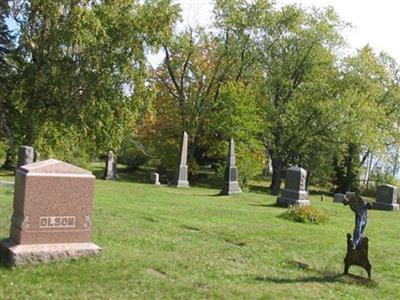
[0,159,101,266]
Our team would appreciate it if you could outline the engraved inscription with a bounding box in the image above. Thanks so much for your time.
[39,216,76,228]
[22,215,30,230]
[83,215,90,229]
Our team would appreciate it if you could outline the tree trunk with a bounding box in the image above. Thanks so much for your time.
[333,143,361,193]
[393,145,399,178]
[2,147,14,169]
[24,123,35,146]
[270,157,283,195]
[305,169,311,190]
[346,143,361,192]
[1,112,16,168]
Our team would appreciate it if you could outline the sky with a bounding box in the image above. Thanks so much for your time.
[175,0,400,63]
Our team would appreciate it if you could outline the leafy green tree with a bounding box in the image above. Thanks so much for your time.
[252,5,346,194]
[0,0,14,167]
[333,47,400,192]
[212,82,264,186]
[4,0,179,164]
[150,0,273,177]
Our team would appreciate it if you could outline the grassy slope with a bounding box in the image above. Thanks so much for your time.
[0,173,399,299]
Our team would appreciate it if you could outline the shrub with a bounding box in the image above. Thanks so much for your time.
[280,205,329,224]
[118,138,149,170]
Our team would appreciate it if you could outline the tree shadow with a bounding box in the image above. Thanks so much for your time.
[247,184,271,195]
[309,190,333,197]
[249,203,282,209]
[254,272,375,286]
[254,273,341,284]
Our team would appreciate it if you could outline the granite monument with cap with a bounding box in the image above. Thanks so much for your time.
[0,159,101,266]
[277,166,310,207]
[374,184,399,210]
[17,145,34,167]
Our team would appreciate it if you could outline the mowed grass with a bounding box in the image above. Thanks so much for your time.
[0,175,400,299]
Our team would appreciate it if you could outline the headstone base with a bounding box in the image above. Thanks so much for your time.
[221,181,242,195]
[372,202,399,211]
[333,193,346,203]
[277,197,311,207]
[344,234,371,278]
[175,180,189,188]
[0,239,101,267]
[174,165,189,188]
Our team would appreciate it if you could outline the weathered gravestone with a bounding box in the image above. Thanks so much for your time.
[0,159,101,266]
[17,146,34,167]
[334,193,346,203]
[277,167,310,207]
[104,151,117,180]
[150,172,160,185]
[174,131,189,188]
[221,138,242,195]
[374,184,399,210]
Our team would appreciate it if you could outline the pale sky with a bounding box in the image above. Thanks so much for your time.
[175,0,400,63]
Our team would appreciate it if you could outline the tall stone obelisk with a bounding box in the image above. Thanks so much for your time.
[221,138,242,195]
[174,131,189,187]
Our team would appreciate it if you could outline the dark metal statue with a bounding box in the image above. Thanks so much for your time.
[342,191,372,278]
[343,192,371,249]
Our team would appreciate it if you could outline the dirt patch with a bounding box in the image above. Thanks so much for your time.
[289,260,311,270]
[225,239,246,247]
[145,268,167,278]
[181,225,200,232]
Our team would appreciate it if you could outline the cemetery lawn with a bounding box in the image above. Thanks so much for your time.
[1,174,400,299]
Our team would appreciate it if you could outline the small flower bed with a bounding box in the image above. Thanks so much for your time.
[280,205,329,224]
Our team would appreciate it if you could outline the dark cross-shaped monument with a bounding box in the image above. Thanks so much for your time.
[174,131,189,188]
[343,191,372,278]
[221,138,242,195]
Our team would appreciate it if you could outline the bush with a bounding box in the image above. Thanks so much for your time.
[118,138,149,170]
[280,205,329,224]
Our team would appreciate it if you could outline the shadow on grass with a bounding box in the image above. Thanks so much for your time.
[247,184,271,195]
[254,272,376,286]
[309,190,333,197]
[96,164,226,189]
[93,165,158,185]
[249,203,282,209]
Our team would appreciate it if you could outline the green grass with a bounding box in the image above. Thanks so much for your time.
[0,171,400,299]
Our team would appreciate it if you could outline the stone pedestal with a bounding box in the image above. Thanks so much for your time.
[344,234,371,278]
[0,159,101,266]
[221,138,242,195]
[150,172,160,185]
[174,131,189,188]
[277,167,310,207]
[17,146,34,167]
[374,184,399,210]
[0,239,100,266]
[334,193,346,203]
[104,151,117,180]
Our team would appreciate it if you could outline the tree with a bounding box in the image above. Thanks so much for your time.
[4,0,179,164]
[333,47,400,192]
[149,0,274,176]
[253,5,346,194]
[0,0,14,167]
